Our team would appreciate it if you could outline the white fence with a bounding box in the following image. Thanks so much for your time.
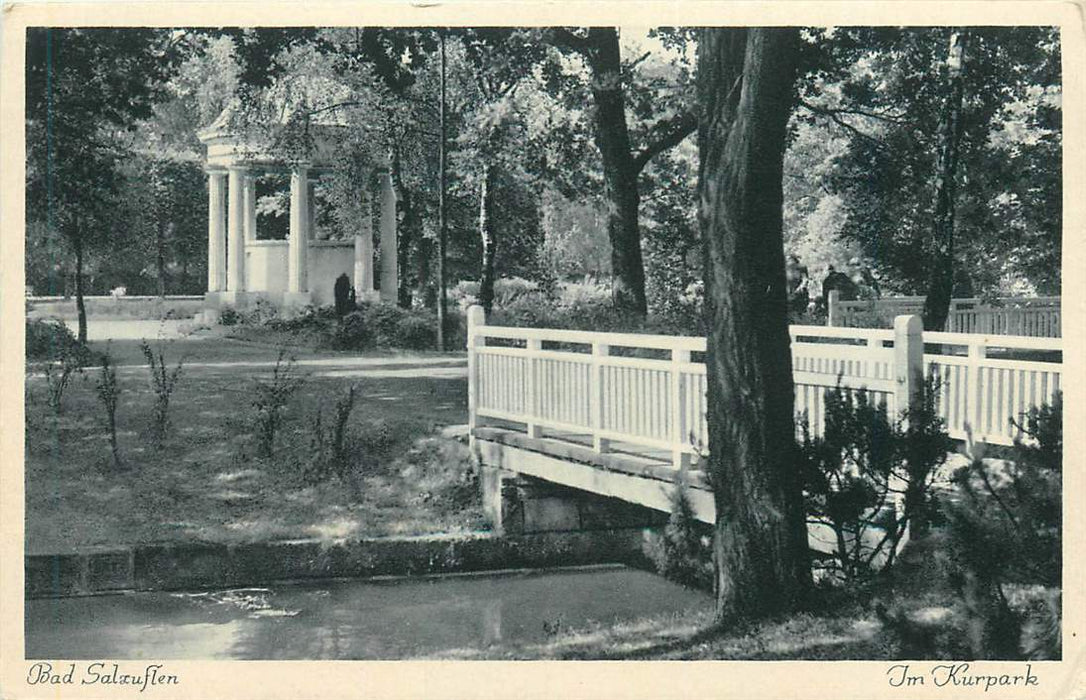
[467,307,1062,470]
[830,294,1061,338]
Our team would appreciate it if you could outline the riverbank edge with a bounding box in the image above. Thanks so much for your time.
[25,529,649,598]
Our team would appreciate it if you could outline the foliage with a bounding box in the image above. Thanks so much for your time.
[644,481,714,591]
[140,340,184,445]
[395,314,437,350]
[939,393,1062,658]
[266,304,338,333]
[791,27,1061,298]
[304,384,358,485]
[42,350,85,417]
[250,349,303,457]
[94,351,123,470]
[799,375,952,585]
[332,311,369,350]
[25,29,196,340]
[26,319,80,361]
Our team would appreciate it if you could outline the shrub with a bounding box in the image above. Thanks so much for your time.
[442,309,467,350]
[644,481,714,591]
[251,349,303,457]
[219,306,240,326]
[266,304,336,333]
[26,318,80,361]
[95,351,123,470]
[304,384,358,485]
[799,375,951,585]
[140,340,183,445]
[361,302,408,343]
[42,351,83,416]
[331,311,370,350]
[939,393,1062,658]
[395,314,436,350]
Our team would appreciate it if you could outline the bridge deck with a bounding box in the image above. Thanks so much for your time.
[473,426,886,559]
[474,426,715,524]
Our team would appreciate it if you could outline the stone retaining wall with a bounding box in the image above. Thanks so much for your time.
[25,531,649,598]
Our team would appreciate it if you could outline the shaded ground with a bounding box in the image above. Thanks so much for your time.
[25,332,480,554]
[428,605,894,660]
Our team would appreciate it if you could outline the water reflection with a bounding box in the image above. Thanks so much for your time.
[27,567,710,660]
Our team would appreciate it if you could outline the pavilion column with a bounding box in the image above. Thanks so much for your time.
[378,168,398,302]
[206,171,227,293]
[243,174,257,241]
[288,164,310,296]
[226,166,246,294]
[354,188,376,299]
[308,179,320,240]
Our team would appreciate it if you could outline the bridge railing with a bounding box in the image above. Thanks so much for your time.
[467,307,1062,470]
[830,293,1061,337]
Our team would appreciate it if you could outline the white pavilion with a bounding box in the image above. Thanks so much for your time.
[197,102,399,319]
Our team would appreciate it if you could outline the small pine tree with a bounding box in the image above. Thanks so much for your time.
[942,392,1062,659]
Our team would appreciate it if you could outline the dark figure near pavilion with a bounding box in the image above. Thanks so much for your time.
[334,273,356,318]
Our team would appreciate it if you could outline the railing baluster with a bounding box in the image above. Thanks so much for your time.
[526,338,542,438]
[592,343,611,453]
[671,349,692,470]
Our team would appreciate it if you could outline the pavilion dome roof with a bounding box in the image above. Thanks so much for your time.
[197,77,360,169]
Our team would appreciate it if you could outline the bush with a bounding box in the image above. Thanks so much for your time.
[644,482,714,591]
[304,384,359,485]
[938,393,1062,658]
[95,351,123,470]
[42,348,84,416]
[395,314,436,350]
[26,318,80,360]
[331,311,370,350]
[361,302,407,342]
[266,304,337,333]
[219,306,240,326]
[442,309,467,350]
[141,340,184,445]
[799,375,951,585]
[251,350,303,457]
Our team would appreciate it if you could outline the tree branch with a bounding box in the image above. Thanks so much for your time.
[797,98,891,153]
[632,110,698,174]
[626,50,652,72]
[546,27,591,55]
[799,98,910,125]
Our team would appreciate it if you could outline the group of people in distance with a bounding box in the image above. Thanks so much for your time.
[786,255,880,319]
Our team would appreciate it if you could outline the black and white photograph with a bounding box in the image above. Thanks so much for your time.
[3,1,1083,697]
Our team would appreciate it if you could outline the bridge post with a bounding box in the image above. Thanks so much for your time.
[526,338,543,438]
[670,348,691,471]
[591,342,611,454]
[893,314,924,423]
[827,289,841,327]
[467,305,486,451]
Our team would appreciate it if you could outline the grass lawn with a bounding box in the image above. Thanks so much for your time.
[431,604,897,660]
[25,334,483,554]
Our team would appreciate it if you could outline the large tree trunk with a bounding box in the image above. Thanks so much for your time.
[922,31,969,332]
[585,28,647,316]
[478,164,498,314]
[72,224,88,345]
[697,27,811,623]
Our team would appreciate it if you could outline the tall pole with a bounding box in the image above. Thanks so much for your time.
[436,30,448,351]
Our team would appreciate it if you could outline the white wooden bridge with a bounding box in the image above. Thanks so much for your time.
[466,305,1062,537]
